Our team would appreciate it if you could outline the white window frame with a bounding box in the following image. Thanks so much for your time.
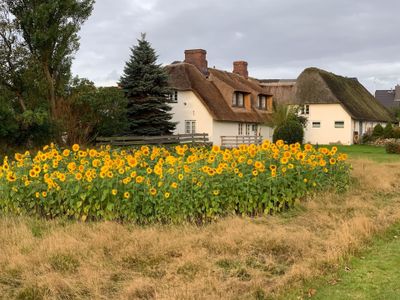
[312,121,321,128]
[185,120,196,134]
[300,104,310,115]
[168,90,178,103]
[246,124,251,136]
[232,92,245,107]
[334,121,345,128]
[238,123,243,135]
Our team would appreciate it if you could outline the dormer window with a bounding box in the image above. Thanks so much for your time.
[257,95,267,110]
[232,92,245,107]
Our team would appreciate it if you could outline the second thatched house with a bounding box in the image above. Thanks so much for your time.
[292,68,394,145]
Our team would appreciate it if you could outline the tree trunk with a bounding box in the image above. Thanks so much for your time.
[43,62,57,119]
[16,91,27,112]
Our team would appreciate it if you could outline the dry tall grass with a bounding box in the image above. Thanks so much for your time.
[1,159,400,299]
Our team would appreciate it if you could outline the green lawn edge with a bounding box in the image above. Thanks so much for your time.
[279,222,400,300]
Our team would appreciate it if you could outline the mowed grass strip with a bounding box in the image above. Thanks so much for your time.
[0,159,400,299]
[334,144,400,163]
[282,223,400,300]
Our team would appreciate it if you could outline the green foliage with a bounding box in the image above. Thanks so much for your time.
[273,120,304,144]
[372,124,384,139]
[62,77,128,144]
[383,122,394,138]
[5,0,95,117]
[393,127,400,139]
[266,104,307,129]
[0,143,350,224]
[385,141,400,154]
[119,33,176,136]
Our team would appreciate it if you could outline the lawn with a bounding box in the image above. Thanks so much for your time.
[331,144,400,163]
[282,222,400,300]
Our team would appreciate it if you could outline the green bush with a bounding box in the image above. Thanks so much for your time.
[383,123,394,138]
[372,124,384,139]
[385,141,400,154]
[273,120,304,144]
[393,127,400,139]
[361,132,373,144]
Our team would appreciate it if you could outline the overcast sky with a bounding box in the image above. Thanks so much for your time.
[71,0,400,92]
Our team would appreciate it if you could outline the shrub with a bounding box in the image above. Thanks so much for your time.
[361,132,373,144]
[383,123,394,138]
[273,120,304,145]
[372,124,384,139]
[393,127,400,139]
[385,141,400,154]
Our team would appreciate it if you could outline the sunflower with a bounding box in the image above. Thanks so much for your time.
[72,144,80,152]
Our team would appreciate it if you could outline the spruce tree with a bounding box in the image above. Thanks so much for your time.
[119,34,176,136]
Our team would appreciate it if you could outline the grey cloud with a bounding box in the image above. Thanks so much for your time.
[72,0,400,92]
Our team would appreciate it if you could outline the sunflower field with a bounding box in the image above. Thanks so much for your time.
[0,141,350,223]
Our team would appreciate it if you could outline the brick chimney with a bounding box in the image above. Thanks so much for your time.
[395,84,400,101]
[233,61,248,79]
[184,49,208,75]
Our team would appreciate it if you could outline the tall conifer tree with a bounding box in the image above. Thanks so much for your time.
[119,34,175,135]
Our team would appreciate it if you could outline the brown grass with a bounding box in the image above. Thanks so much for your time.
[1,159,400,299]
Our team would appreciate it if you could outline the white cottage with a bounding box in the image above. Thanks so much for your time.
[166,49,274,146]
[291,68,394,145]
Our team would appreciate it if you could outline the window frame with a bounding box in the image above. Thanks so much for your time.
[300,104,310,115]
[168,90,178,103]
[334,121,345,128]
[245,124,251,135]
[232,92,245,108]
[238,123,244,135]
[312,121,321,128]
[257,95,267,110]
[185,120,196,134]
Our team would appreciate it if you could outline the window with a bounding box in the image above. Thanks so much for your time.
[167,90,178,103]
[300,105,310,115]
[232,92,245,107]
[252,124,258,133]
[246,124,251,135]
[312,121,321,128]
[257,95,267,110]
[185,120,196,134]
[335,121,345,128]
[238,123,243,135]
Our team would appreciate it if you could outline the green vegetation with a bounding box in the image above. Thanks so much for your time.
[0,142,350,223]
[332,144,400,163]
[119,33,176,136]
[282,222,400,300]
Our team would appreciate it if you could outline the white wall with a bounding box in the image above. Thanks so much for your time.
[170,90,273,146]
[352,120,387,137]
[303,104,353,145]
[170,90,214,137]
[213,121,272,145]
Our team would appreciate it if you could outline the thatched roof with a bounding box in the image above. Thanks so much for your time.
[166,63,272,123]
[258,79,296,105]
[295,67,395,122]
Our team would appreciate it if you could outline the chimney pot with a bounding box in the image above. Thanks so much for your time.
[233,61,249,79]
[184,49,208,75]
